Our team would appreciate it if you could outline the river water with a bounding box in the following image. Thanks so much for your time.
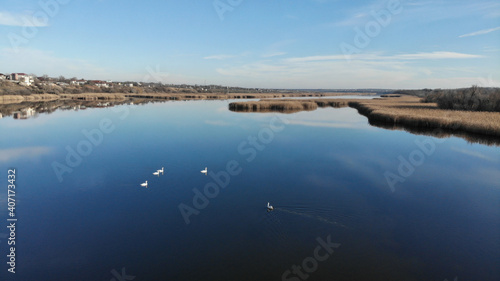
[0,99,498,280]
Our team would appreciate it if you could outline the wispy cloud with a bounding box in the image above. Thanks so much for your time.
[459,26,500,38]
[203,54,237,60]
[0,11,48,27]
[285,55,347,63]
[0,48,109,78]
[289,120,367,129]
[204,120,233,126]
[215,50,488,89]
[262,52,287,58]
[450,147,498,162]
[393,51,484,59]
[0,147,52,162]
[285,52,483,63]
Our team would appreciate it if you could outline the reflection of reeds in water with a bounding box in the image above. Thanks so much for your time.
[348,98,500,137]
[229,96,500,145]
[369,119,500,146]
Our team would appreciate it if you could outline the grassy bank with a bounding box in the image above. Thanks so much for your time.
[0,92,372,104]
[229,96,500,138]
[0,94,60,104]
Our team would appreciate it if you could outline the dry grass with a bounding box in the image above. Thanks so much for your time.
[349,96,500,137]
[229,96,500,137]
[0,94,59,104]
[0,91,374,104]
[229,100,318,113]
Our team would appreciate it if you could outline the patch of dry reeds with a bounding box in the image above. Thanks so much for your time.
[0,94,59,104]
[229,100,318,113]
[229,96,500,138]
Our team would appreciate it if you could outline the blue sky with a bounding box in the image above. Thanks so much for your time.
[0,0,499,89]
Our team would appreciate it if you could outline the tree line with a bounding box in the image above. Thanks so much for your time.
[394,86,500,112]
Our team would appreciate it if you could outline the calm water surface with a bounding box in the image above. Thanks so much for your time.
[0,99,499,281]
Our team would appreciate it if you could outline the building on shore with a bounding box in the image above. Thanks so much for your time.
[8,73,34,86]
[13,108,36,120]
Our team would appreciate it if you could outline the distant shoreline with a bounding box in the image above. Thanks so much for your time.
[0,92,374,105]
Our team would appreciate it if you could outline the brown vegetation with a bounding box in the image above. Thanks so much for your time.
[0,91,371,105]
[0,94,59,104]
[422,86,500,112]
[348,97,500,137]
[396,86,500,112]
[229,96,500,138]
[229,100,318,113]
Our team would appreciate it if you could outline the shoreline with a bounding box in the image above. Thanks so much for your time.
[228,96,500,142]
[0,92,373,105]
[2,93,499,145]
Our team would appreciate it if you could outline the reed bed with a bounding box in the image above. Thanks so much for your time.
[229,96,500,137]
[229,100,318,113]
[349,97,500,137]
[0,94,59,104]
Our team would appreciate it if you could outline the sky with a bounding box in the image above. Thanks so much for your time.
[0,0,499,89]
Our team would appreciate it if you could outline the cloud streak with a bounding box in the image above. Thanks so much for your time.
[215,50,488,89]
[0,11,49,27]
[203,54,237,60]
[285,52,483,63]
[0,147,52,163]
[459,26,500,37]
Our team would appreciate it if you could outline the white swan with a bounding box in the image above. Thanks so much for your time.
[141,181,148,188]
[158,167,164,175]
[153,171,160,176]
[201,167,207,175]
[267,202,274,211]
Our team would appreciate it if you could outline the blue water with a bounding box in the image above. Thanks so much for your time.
[0,99,499,281]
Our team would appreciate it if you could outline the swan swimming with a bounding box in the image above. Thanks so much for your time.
[141,181,148,188]
[153,171,160,176]
[158,167,164,175]
[201,167,207,175]
[267,202,274,211]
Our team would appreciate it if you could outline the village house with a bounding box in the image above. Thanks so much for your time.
[0,73,6,80]
[70,79,87,86]
[89,80,109,88]
[8,73,35,86]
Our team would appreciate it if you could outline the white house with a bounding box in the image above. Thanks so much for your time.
[20,75,35,86]
[10,73,34,86]
[70,79,87,86]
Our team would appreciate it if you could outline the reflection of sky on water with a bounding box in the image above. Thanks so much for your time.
[0,99,499,280]
[0,146,53,162]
